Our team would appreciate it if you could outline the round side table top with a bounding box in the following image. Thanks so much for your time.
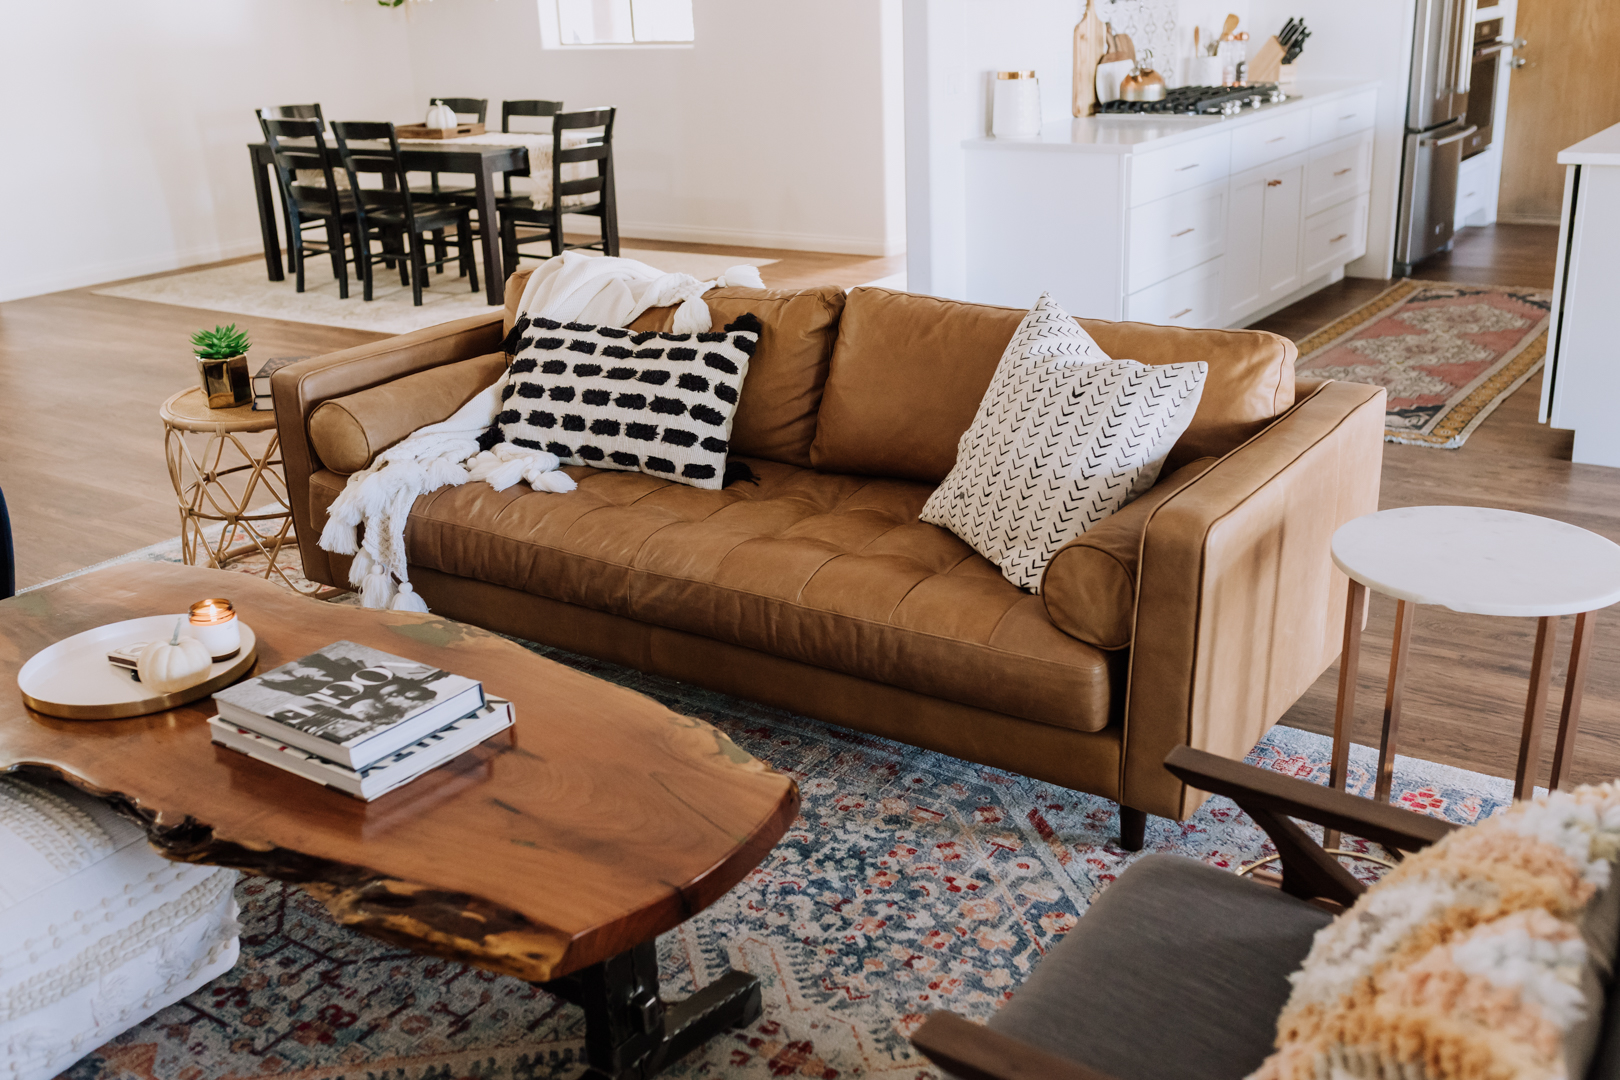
[160,386,276,433]
[1332,506,1620,617]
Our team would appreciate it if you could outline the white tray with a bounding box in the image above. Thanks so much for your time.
[19,615,258,720]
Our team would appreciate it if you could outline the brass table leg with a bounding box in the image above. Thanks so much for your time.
[1514,615,1560,800]
[1374,599,1415,804]
[1325,578,1368,849]
[1550,611,1596,792]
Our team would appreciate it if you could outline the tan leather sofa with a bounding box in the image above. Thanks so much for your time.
[273,274,1386,849]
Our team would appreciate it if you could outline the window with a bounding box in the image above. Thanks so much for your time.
[549,0,694,46]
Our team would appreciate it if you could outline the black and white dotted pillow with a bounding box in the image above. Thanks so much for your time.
[484,312,760,489]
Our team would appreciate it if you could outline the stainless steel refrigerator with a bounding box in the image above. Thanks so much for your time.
[1395,0,1480,271]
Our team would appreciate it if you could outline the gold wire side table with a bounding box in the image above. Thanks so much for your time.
[160,387,331,598]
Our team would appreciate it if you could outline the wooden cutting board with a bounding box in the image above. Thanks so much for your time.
[396,122,486,140]
[1072,0,1108,117]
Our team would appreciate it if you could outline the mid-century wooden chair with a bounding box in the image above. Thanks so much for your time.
[330,120,479,306]
[911,745,1472,1080]
[258,115,358,297]
[1,485,13,600]
[498,107,620,274]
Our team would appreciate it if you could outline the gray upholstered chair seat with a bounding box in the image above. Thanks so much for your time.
[986,854,1332,1080]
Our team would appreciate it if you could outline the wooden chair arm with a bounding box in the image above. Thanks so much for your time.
[911,1012,1121,1080]
[1164,744,1458,906]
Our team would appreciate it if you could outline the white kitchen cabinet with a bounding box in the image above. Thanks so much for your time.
[1540,123,1620,467]
[963,81,1379,327]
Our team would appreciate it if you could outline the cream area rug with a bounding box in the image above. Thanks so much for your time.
[93,249,778,336]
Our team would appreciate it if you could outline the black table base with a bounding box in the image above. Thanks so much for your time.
[541,940,763,1079]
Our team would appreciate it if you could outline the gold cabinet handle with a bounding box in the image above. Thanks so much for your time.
[1330,233,1348,243]
[1339,113,1357,120]
[1174,163,1201,172]
[1266,179,1283,187]
[1170,307,1194,319]
[1266,135,1288,143]
[1333,167,1352,176]
[1171,227,1196,237]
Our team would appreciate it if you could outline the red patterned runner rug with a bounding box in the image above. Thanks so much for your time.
[1294,279,1551,449]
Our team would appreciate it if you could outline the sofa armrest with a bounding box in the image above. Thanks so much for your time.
[271,312,505,589]
[912,1012,1120,1080]
[1041,456,1218,649]
[1120,379,1387,820]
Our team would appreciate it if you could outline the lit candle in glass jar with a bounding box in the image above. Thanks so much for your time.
[188,598,240,661]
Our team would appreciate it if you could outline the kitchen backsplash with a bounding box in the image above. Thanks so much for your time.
[1102,0,1256,86]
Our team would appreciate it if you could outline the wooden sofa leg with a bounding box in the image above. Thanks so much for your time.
[1119,805,1147,851]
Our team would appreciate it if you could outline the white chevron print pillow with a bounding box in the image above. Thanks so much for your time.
[920,293,1207,592]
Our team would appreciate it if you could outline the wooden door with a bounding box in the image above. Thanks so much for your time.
[1260,163,1306,303]
[1499,0,1620,223]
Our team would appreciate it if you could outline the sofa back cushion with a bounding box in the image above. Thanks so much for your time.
[809,288,1298,483]
[503,268,843,468]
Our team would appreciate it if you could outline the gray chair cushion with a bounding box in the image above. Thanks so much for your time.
[987,853,1332,1080]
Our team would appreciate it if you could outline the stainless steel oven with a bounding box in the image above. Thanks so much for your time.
[1464,17,1508,160]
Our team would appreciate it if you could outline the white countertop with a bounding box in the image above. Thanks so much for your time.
[964,79,1379,156]
[1559,121,1620,166]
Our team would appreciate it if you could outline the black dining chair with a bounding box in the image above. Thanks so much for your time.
[420,98,492,263]
[498,107,620,274]
[330,120,479,306]
[499,100,565,199]
[258,115,359,296]
[434,98,488,126]
[266,103,325,125]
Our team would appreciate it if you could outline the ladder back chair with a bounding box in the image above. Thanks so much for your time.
[257,115,358,297]
[330,120,479,306]
[499,107,620,275]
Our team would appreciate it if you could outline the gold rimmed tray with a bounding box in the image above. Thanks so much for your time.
[18,615,258,720]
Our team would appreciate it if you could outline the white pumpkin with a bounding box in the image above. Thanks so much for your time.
[425,100,458,131]
[137,619,214,694]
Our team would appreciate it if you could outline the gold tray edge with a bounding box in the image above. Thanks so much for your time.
[21,648,259,721]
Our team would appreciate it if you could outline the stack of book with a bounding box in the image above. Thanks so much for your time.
[251,356,304,411]
[210,641,511,800]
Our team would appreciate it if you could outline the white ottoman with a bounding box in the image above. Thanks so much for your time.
[0,773,240,1080]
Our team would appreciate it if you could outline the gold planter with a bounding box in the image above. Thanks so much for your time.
[197,353,251,409]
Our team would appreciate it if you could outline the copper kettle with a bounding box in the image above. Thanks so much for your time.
[1121,51,1167,102]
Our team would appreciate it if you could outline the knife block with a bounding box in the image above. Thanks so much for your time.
[1249,35,1286,84]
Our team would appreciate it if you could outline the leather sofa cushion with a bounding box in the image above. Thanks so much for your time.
[810,288,1298,483]
[308,352,507,474]
[989,854,1331,1080]
[311,458,1123,733]
[504,267,845,468]
[1041,456,1218,649]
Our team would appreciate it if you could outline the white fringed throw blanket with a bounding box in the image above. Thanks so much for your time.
[318,253,766,611]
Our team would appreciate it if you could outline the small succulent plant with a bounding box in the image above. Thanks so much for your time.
[191,324,251,360]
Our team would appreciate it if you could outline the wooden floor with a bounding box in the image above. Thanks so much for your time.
[6,223,1614,791]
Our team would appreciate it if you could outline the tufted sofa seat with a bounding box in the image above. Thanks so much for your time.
[274,276,1387,844]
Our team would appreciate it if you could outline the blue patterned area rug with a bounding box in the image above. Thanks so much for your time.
[50,541,1516,1080]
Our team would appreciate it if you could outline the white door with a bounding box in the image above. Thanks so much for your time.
[1224,171,1266,322]
[1259,162,1305,304]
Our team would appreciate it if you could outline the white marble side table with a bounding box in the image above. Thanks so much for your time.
[1329,506,1620,817]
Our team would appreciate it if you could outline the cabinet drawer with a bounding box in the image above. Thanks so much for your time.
[1128,180,1227,293]
[1310,89,1378,146]
[1124,257,1225,328]
[1130,134,1231,207]
[1302,193,1369,280]
[1231,109,1313,174]
[1305,133,1374,217]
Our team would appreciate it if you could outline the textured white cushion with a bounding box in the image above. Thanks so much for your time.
[490,313,761,489]
[0,775,240,1080]
[920,293,1207,592]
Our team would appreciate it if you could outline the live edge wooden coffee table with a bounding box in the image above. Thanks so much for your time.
[0,562,799,1080]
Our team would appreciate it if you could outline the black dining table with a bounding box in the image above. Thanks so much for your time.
[248,140,527,307]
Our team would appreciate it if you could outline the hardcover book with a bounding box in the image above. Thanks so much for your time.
[251,356,303,393]
[209,698,513,800]
[212,640,484,769]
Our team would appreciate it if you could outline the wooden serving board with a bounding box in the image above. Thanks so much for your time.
[396,122,486,140]
[1073,0,1108,117]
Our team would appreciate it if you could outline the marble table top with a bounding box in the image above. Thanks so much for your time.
[1331,506,1620,617]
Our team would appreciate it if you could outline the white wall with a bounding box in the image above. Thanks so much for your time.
[0,0,905,304]
[0,1,418,303]
[905,0,1409,297]
[402,0,903,258]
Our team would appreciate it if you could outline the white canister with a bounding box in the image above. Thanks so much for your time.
[992,71,1042,138]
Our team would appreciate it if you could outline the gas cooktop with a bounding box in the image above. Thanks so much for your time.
[1095,84,1289,116]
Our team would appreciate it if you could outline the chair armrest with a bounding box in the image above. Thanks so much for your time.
[912,1012,1121,1080]
[271,312,504,589]
[1164,745,1457,852]
[1120,379,1388,821]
